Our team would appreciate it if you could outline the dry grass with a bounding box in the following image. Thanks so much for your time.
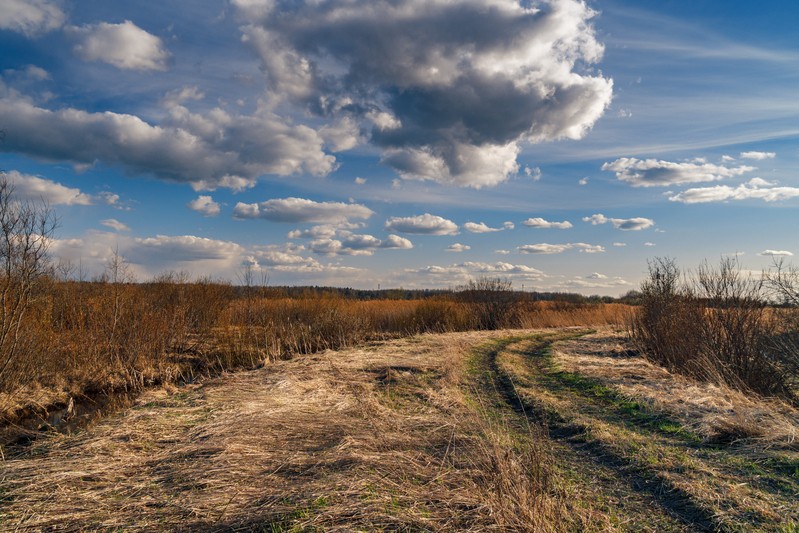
[555,329,799,450]
[0,330,582,531]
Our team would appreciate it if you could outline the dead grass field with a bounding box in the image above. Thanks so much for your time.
[2,328,797,531]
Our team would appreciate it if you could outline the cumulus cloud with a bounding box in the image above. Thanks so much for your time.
[5,170,93,205]
[759,250,793,257]
[522,217,573,229]
[408,261,545,282]
[518,242,605,254]
[602,157,754,187]
[447,243,471,252]
[187,195,221,217]
[385,213,458,235]
[381,234,413,250]
[100,218,130,232]
[309,233,412,256]
[128,235,243,264]
[233,197,373,223]
[68,21,171,71]
[667,179,799,204]
[583,213,654,231]
[0,89,336,191]
[578,177,589,185]
[464,221,504,233]
[0,0,65,36]
[740,151,776,160]
[233,0,612,188]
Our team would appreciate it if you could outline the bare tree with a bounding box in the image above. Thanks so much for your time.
[0,175,58,382]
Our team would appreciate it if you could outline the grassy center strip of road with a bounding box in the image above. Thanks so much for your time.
[465,330,695,532]
[488,333,798,532]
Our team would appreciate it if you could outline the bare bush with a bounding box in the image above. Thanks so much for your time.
[630,257,796,402]
[456,277,517,330]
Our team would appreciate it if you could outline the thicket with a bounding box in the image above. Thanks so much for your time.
[630,257,799,402]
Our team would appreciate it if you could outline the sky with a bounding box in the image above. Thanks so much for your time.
[1,0,798,295]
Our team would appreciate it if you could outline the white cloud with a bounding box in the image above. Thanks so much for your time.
[522,217,573,229]
[5,170,93,205]
[407,261,545,283]
[759,250,793,257]
[644,242,656,247]
[495,249,511,255]
[586,272,608,279]
[525,166,542,181]
[518,243,605,254]
[100,219,130,232]
[187,195,221,217]
[68,21,171,71]
[578,177,589,185]
[234,0,612,188]
[385,213,458,235]
[740,151,776,160]
[382,142,521,188]
[602,157,754,187]
[354,177,366,185]
[129,235,243,263]
[233,197,373,223]
[612,242,627,247]
[447,243,471,252]
[309,233,413,256]
[668,179,799,204]
[464,221,505,233]
[583,213,655,231]
[381,234,413,250]
[0,91,336,191]
[0,0,65,36]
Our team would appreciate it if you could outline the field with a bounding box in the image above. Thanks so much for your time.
[3,327,798,531]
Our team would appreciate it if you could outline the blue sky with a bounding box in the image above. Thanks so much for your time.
[1,0,797,294]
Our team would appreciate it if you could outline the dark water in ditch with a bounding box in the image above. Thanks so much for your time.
[1,391,139,450]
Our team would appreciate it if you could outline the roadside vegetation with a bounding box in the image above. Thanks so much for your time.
[629,256,799,404]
